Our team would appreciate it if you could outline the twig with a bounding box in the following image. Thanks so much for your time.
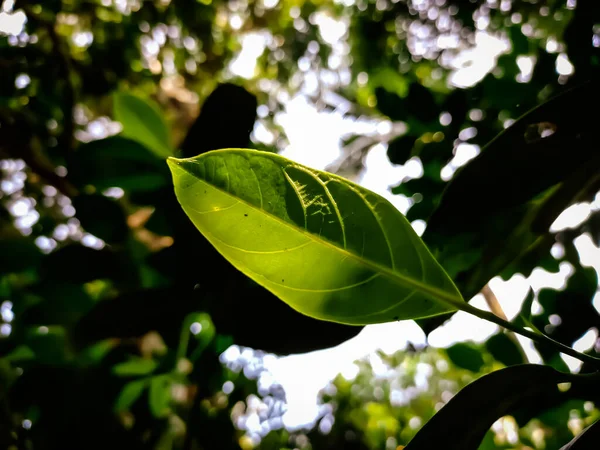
[481,284,530,364]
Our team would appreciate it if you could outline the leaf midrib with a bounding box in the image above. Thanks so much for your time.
[169,154,464,312]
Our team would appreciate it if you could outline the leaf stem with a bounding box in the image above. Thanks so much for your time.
[457,301,600,369]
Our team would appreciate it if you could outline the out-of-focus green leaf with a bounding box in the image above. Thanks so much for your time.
[178,312,215,362]
[386,134,415,165]
[445,342,485,372]
[374,82,438,124]
[76,340,117,366]
[22,282,95,328]
[4,345,35,362]
[115,378,149,412]
[560,420,600,449]
[72,194,128,243]
[113,92,172,158]
[168,149,462,325]
[69,137,169,193]
[405,364,568,450]
[149,374,172,418]
[113,358,158,376]
[25,326,69,365]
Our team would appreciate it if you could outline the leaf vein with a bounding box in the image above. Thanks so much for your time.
[188,201,240,214]
[248,164,264,209]
[200,226,312,254]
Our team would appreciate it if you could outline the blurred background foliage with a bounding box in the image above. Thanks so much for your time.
[1,0,600,448]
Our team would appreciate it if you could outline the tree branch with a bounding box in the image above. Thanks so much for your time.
[481,284,530,364]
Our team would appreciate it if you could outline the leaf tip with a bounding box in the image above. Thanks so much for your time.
[166,157,187,180]
[166,156,182,169]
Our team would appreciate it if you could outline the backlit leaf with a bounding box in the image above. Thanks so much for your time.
[168,149,462,325]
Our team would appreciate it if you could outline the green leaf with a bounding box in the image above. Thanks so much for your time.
[76,340,117,366]
[420,81,600,304]
[69,137,169,193]
[113,92,172,158]
[445,342,485,372]
[176,312,215,361]
[485,333,526,367]
[513,289,536,329]
[115,379,148,412]
[22,281,95,328]
[168,149,463,325]
[374,82,438,123]
[386,134,415,165]
[149,374,172,418]
[560,420,600,449]
[178,312,215,362]
[426,81,600,235]
[25,326,69,365]
[405,364,568,450]
[4,345,35,362]
[113,357,158,376]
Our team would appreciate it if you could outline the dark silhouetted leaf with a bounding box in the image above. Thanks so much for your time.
[386,134,415,165]
[405,365,568,450]
[485,333,526,367]
[445,342,485,372]
[406,82,439,123]
[374,82,438,123]
[375,87,405,121]
[560,420,600,449]
[427,81,600,235]
[179,83,258,158]
[69,137,169,193]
